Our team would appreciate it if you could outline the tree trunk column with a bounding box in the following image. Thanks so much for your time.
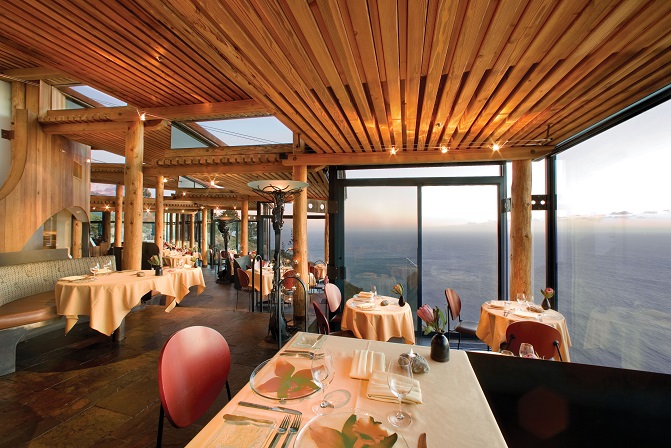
[180,213,186,248]
[189,213,196,250]
[72,219,82,258]
[155,175,164,251]
[201,208,208,266]
[510,159,532,300]
[168,213,174,245]
[122,120,144,271]
[292,165,308,325]
[241,198,249,255]
[114,184,123,247]
[102,211,111,244]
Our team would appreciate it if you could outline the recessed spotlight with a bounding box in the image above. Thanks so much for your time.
[390,145,397,155]
[492,143,501,151]
[441,146,448,154]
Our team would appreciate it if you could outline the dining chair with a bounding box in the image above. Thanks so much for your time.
[235,268,253,311]
[312,301,330,335]
[157,326,232,447]
[324,283,343,331]
[444,288,480,349]
[501,320,564,361]
[281,269,297,307]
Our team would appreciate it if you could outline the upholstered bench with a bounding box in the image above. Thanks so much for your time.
[0,255,116,375]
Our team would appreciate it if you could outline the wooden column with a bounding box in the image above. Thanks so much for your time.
[180,214,186,248]
[102,211,111,243]
[293,165,308,324]
[168,212,174,244]
[189,213,196,249]
[240,198,249,255]
[324,210,329,265]
[155,175,165,251]
[122,119,144,271]
[201,208,208,266]
[510,159,532,300]
[114,184,123,247]
[72,219,82,258]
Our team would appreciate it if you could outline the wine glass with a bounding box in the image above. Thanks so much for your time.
[370,285,377,298]
[515,293,526,307]
[311,349,335,415]
[90,263,100,277]
[519,343,536,359]
[387,356,414,428]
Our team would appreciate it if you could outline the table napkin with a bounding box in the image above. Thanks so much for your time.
[487,300,507,309]
[366,370,423,404]
[357,291,373,298]
[356,303,375,310]
[349,350,385,380]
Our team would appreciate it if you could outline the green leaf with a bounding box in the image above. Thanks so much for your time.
[341,414,358,448]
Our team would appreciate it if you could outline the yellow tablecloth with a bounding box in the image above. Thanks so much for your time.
[186,332,507,448]
[54,267,205,336]
[246,268,275,293]
[163,255,192,267]
[341,296,416,344]
[476,302,572,361]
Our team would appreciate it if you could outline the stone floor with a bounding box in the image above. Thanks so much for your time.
[0,266,486,448]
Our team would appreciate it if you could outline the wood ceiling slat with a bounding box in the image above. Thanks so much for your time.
[428,0,490,150]
[243,0,362,152]
[415,0,460,150]
[316,0,383,151]
[403,0,428,150]
[377,0,403,148]
[339,0,392,148]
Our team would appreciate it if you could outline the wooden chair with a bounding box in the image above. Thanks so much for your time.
[157,326,232,447]
[312,301,330,335]
[324,283,343,331]
[501,320,564,361]
[445,288,479,349]
[235,268,253,311]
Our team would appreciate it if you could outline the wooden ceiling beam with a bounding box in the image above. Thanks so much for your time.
[2,66,69,81]
[41,119,164,134]
[162,144,292,158]
[283,146,554,166]
[144,162,291,177]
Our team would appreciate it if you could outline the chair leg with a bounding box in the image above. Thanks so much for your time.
[156,403,164,448]
[457,333,462,350]
[235,290,239,310]
[225,380,231,400]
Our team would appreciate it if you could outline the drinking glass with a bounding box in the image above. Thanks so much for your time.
[515,293,526,307]
[387,356,413,428]
[311,349,335,415]
[370,286,377,298]
[519,343,536,359]
[90,263,100,277]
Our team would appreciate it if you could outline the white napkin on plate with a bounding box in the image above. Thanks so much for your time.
[357,291,373,298]
[366,370,423,404]
[350,350,385,380]
[487,300,507,309]
[356,303,374,310]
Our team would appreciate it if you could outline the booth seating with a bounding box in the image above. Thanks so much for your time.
[0,254,116,375]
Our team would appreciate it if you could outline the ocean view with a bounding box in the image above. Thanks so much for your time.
[305,218,671,375]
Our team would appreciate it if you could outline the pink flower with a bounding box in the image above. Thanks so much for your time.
[417,305,434,324]
[540,287,554,299]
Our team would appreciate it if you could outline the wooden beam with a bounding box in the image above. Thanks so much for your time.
[2,66,67,81]
[162,144,292,158]
[144,162,291,177]
[292,164,308,322]
[201,209,208,266]
[240,199,248,256]
[41,119,164,134]
[155,175,165,251]
[114,185,123,247]
[510,159,532,300]
[283,146,554,166]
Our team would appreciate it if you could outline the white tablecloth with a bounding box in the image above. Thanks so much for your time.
[186,332,506,448]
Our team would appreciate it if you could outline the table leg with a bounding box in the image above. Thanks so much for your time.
[112,319,125,342]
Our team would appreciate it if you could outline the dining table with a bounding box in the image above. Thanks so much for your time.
[476,300,572,361]
[163,254,192,267]
[54,267,206,336]
[341,296,416,344]
[186,332,507,448]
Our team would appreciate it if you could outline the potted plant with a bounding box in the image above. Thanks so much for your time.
[418,304,449,362]
[149,255,163,276]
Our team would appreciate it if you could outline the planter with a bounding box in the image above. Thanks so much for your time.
[153,266,163,276]
[398,294,405,307]
[430,332,450,362]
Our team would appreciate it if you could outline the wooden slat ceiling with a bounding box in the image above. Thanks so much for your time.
[2,1,671,206]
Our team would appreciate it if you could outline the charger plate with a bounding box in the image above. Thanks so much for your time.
[250,357,320,403]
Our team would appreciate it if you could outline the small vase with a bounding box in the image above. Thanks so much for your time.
[154,266,163,276]
[541,297,552,310]
[398,294,405,307]
[430,332,450,362]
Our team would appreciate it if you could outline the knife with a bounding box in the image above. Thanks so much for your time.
[418,432,427,448]
[238,401,302,415]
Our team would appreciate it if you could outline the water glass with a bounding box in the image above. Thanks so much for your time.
[515,293,526,307]
[519,343,536,359]
[387,356,413,428]
[311,349,335,415]
[370,286,377,298]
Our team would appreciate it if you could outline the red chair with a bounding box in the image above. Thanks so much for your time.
[312,301,330,335]
[445,288,479,349]
[324,283,343,331]
[502,320,564,361]
[157,326,232,447]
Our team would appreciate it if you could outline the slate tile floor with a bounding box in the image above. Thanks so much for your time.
[1,266,486,447]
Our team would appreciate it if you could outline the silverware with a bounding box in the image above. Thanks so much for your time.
[268,415,290,448]
[238,401,302,415]
[418,432,427,448]
[281,414,302,448]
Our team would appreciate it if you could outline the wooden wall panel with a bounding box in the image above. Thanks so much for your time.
[0,84,90,253]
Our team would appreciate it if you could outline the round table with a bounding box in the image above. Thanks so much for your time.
[341,296,415,344]
[476,301,572,361]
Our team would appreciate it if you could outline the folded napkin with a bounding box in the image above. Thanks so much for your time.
[356,303,375,310]
[60,275,86,281]
[487,300,507,309]
[350,350,385,380]
[357,291,373,298]
[366,370,422,404]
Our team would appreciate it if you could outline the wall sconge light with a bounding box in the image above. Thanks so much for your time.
[390,145,397,155]
[441,145,448,154]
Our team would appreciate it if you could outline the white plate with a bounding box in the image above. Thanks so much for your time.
[294,409,408,448]
[291,333,326,349]
[249,357,320,403]
[60,275,87,281]
[514,309,540,319]
[206,414,276,448]
[486,300,507,309]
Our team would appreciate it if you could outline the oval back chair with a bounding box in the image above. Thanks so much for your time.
[503,320,563,361]
[444,288,479,349]
[312,300,330,335]
[324,283,343,330]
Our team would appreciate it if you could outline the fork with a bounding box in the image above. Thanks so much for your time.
[269,415,290,448]
[281,415,302,448]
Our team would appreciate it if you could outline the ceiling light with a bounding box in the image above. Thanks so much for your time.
[441,145,448,154]
[390,145,397,155]
[492,143,501,151]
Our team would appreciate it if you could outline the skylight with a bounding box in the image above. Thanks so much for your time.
[196,117,292,146]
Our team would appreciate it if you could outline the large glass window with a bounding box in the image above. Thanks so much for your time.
[556,100,671,374]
